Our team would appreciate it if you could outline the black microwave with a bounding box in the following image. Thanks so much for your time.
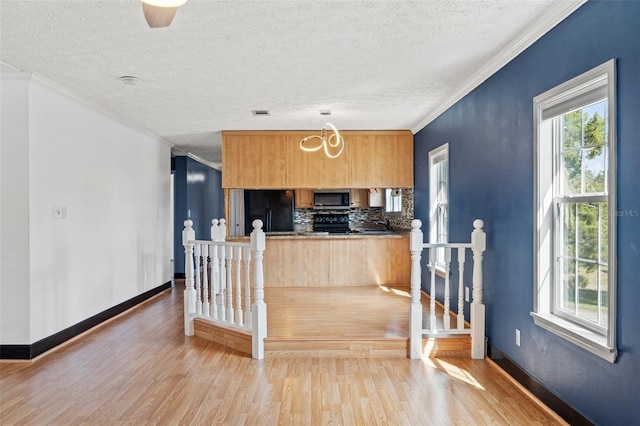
[313,191,350,209]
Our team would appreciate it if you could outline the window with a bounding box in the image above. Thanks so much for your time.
[429,143,449,269]
[533,60,617,362]
[385,188,402,214]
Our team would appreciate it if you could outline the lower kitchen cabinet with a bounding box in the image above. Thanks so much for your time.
[329,237,410,286]
[261,235,410,287]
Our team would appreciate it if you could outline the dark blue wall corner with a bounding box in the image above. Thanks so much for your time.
[413,1,640,423]
[173,156,224,275]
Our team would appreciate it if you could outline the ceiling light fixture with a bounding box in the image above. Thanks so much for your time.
[300,123,345,159]
[119,75,139,86]
[142,0,187,28]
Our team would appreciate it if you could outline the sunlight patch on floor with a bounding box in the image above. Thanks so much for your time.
[378,285,411,298]
[420,340,485,390]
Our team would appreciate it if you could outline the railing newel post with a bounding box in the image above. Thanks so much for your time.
[409,219,424,359]
[471,219,486,359]
[182,219,196,336]
[250,219,267,360]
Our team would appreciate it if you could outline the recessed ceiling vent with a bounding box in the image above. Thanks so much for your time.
[252,110,270,116]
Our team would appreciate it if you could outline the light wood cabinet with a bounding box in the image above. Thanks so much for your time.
[263,239,330,287]
[261,236,410,287]
[286,132,351,188]
[350,188,369,207]
[222,130,413,189]
[294,189,314,208]
[329,237,410,286]
[222,132,288,188]
[347,131,414,188]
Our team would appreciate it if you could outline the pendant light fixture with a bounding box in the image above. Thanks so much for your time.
[142,0,187,28]
[300,123,345,159]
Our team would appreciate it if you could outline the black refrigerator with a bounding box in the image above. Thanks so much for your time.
[244,190,294,235]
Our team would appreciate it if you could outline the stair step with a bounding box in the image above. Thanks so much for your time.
[420,336,472,358]
[194,312,472,359]
[194,318,252,356]
[265,337,408,358]
[194,318,472,359]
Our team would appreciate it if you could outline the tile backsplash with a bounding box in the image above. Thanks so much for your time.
[294,188,414,232]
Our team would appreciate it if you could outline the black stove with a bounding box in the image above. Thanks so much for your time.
[313,213,350,233]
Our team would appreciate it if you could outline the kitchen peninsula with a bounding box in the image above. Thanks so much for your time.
[228,231,410,287]
[222,129,414,288]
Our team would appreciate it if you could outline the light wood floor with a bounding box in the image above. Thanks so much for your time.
[266,284,417,340]
[0,285,566,425]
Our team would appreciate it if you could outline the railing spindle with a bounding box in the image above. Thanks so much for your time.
[443,247,451,331]
[195,243,202,316]
[457,248,466,330]
[429,247,437,331]
[226,246,234,324]
[244,246,252,329]
[202,244,210,318]
[219,244,227,321]
[235,246,243,326]
[211,242,219,320]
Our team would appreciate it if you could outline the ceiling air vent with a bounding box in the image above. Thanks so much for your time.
[251,110,270,116]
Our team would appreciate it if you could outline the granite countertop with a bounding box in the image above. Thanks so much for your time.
[227,229,409,241]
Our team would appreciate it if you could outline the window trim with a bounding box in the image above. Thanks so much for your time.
[429,143,449,272]
[385,188,402,215]
[532,59,617,363]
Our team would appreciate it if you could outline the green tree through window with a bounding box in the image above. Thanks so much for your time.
[557,101,608,327]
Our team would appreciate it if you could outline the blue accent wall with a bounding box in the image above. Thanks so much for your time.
[414,1,640,423]
[173,156,224,275]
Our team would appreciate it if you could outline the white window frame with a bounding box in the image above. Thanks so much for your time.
[429,143,449,271]
[532,59,617,362]
[385,188,402,215]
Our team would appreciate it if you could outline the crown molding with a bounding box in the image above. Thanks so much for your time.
[1,70,175,149]
[410,0,588,134]
[172,149,222,171]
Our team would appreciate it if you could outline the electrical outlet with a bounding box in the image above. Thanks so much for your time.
[516,328,521,347]
[51,206,67,219]
[465,287,470,302]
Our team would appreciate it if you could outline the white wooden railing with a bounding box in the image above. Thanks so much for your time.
[182,218,267,359]
[409,219,487,359]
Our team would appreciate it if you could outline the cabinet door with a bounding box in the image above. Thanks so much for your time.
[295,189,314,208]
[349,188,368,207]
[222,132,288,188]
[348,131,413,188]
[287,132,351,188]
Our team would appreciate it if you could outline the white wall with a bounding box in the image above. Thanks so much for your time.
[0,73,172,344]
[0,74,31,343]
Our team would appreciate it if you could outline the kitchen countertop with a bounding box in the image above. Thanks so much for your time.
[227,230,409,241]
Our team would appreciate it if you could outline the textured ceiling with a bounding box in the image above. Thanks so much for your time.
[0,0,584,167]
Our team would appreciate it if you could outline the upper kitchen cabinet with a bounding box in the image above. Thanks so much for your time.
[349,188,369,207]
[347,131,414,188]
[287,131,351,188]
[294,189,314,208]
[222,132,288,188]
[222,130,413,189]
